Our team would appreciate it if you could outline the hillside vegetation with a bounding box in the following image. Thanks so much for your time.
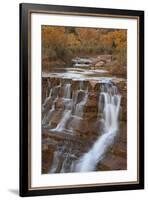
[42,26,127,74]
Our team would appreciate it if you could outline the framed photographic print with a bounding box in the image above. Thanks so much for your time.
[19,3,144,197]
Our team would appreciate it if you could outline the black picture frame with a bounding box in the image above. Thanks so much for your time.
[20,3,144,197]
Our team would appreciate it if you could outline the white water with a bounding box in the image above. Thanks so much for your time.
[79,80,84,90]
[42,88,54,125]
[75,92,88,118]
[64,83,71,99]
[51,83,72,132]
[74,83,88,117]
[75,84,121,172]
[42,83,61,125]
[42,88,53,110]
[42,100,55,125]
[51,110,71,132]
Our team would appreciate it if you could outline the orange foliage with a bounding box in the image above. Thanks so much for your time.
[76,28,100,46]
[42,26,67,48]
[100,29,127,49]
[42,26,127,66]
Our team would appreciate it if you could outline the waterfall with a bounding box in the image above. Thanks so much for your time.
[42,100,55,125]
[42,88,53,111]
[42,82,61,126]
[74,81,88,117]
[42,76,124,173]
[42,101,55,125]
[75,92,88,118]
[51,110,71,132]
[75,83,121,172]
[51,82,72,132]
[64,83,71,99]
[42,88,54,125]
[79,80,84,90]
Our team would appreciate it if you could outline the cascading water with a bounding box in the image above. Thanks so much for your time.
[42,88,54,125]
[42,76,123,174]
[75,92,88,118]
[42,102,55,126]
[51,83,72,132]
[42,82,62,126]
[50,81,89,132]
[43,88,53,108]
[79,80,84,90]
[75,83,121,172]
[42,83,61,126]
[51,110,71,132]
[64,83,71,99]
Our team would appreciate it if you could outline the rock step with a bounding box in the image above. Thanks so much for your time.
[97,153,127,171]
[42,132,89,146]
